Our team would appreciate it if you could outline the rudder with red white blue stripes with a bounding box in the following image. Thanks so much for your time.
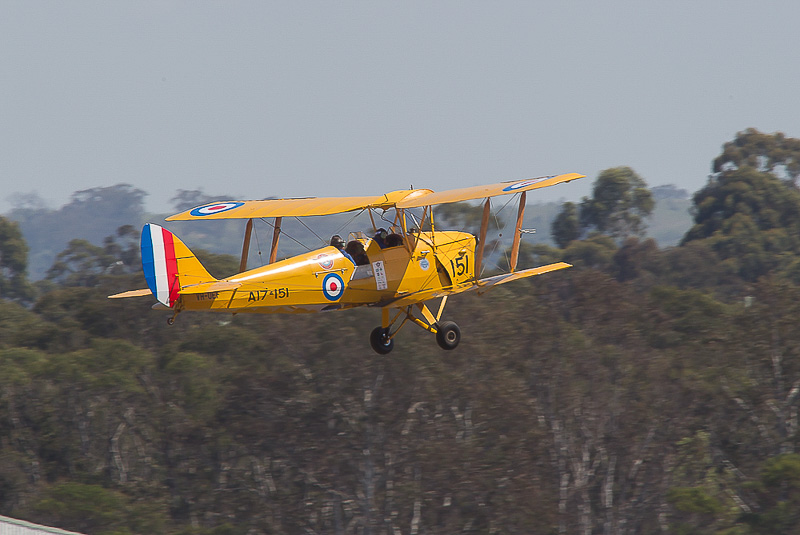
[141,223,181,307]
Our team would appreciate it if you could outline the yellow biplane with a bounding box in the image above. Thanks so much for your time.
[110,173,583,353]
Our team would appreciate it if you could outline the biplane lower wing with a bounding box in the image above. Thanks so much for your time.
[473,261,572,294]
[381,262,572,308]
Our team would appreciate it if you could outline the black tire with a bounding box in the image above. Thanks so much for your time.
[436,321,461,350]
[370,326,394,355]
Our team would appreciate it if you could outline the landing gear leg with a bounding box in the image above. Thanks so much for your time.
[368,298,461,354]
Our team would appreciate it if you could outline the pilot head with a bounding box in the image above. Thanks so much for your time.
[330,235,345,249]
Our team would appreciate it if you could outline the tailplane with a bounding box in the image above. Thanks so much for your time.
[140,223,217,307]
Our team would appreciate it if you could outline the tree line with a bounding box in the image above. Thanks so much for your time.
[1,128,800,534]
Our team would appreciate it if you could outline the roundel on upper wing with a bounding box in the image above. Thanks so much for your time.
[189,202,245,216]
[501,176,553,192]
[322,273,345,301]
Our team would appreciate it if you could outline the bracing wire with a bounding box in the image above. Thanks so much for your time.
[377,210,396,229]
[495,193,522,269]
[333,209,367,238]
[464,192,521,273]
[493,193,517,227]
[495,193,520,271]
[294,217,326,247]
[253,224,264,266]
[500,241,511,272]
[258,218,314,253]
[254,209,371,259]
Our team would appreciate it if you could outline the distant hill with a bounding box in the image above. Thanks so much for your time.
[646,197,692,246]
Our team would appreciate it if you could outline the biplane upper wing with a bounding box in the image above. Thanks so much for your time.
[165,172,582,221]
[395,173,584,209]
[165,189,433,221]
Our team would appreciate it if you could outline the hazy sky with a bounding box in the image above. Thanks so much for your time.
[3,1,800,215]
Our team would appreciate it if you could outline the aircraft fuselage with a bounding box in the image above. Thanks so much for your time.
[176,230,475,314]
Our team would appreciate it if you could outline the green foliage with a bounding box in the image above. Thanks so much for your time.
[160,351,222,422]
[8,131,800,533]
[0,216,32,300]
[683,167,800,282]
[668,487,724,514]
[579,166,655,239]
[561,234,617,270]
[649,287,727,342]
[550,167,656,256]
[685,167,800,241]
[713,128,800,182]
[551,201,580,248]
[0,301,64,350]
[683,130,800,282]
[740,454,800,534]
[667,431,745,533]
[28,481,166,535]
[506,242,564,272]
[0,229,782,534]
[611,237,659,283]
[762,454,800,490]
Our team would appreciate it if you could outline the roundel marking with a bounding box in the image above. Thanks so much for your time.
[501,176,553,192]
[189,202,245,216]
[315,253,335,270]
[322,273,345,301]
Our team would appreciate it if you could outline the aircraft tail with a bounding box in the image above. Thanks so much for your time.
[141,223,217,307]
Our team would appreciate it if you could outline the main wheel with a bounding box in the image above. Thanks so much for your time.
[370,326,394,355]
[436,321,461,350]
